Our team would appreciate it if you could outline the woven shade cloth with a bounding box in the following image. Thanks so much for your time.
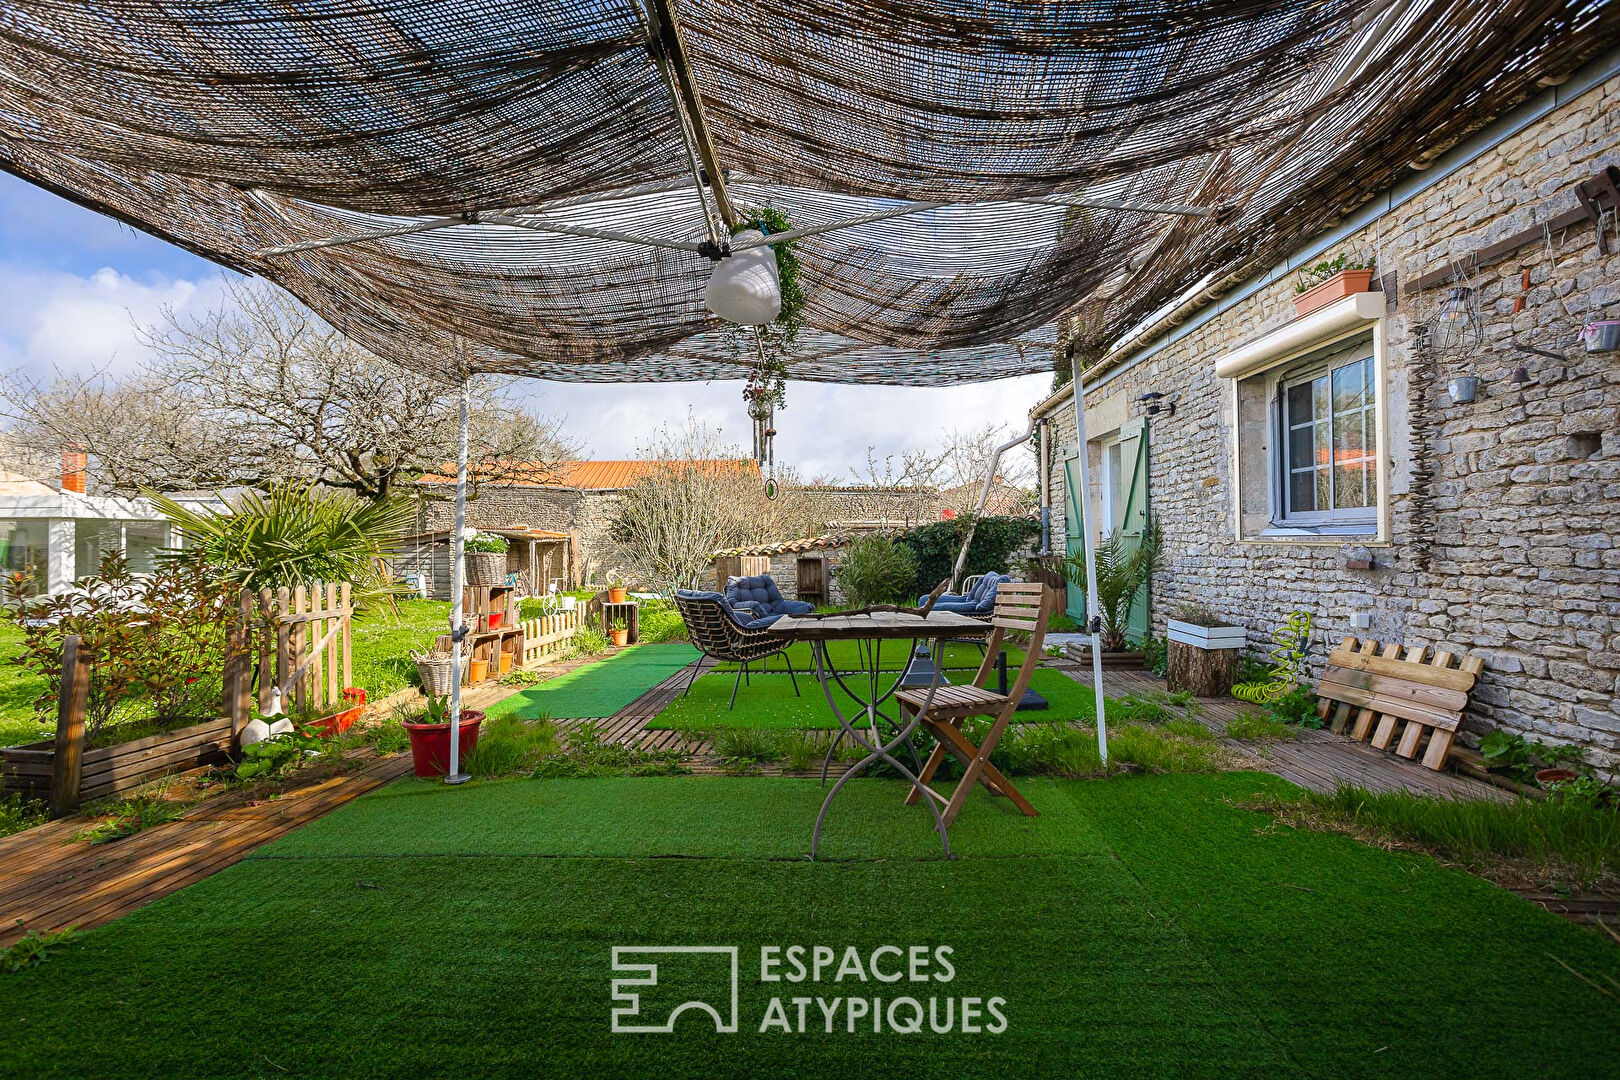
[1,0,1614,384]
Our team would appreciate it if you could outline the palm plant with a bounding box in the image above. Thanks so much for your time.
[1060,522,1161,651]
[147,483,414,601]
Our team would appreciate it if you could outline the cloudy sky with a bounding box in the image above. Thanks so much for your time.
[0,173,1051,480]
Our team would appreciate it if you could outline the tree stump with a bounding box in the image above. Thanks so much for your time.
[1166,641,1239,697]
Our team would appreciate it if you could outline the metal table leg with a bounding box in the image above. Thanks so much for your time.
[809,636,952,860]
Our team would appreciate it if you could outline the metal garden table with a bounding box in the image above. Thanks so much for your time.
[768,611,993,859]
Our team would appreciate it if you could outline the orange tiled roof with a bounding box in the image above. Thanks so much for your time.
[418,459,759,490]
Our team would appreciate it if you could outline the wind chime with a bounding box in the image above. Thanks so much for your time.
[745,327,780,499]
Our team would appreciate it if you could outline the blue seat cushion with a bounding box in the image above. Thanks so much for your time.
[724,574,811,618]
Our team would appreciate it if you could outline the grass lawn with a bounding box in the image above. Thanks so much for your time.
[649,667,1093,731]
[349,598,455,699]
[488,644,701,720]
[1,772,1614,1079]
[0,623,51,748]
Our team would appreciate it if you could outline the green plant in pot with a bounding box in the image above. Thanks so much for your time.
[607,612,630,647]
[395,695,484,779]
[1055,523,1161,653]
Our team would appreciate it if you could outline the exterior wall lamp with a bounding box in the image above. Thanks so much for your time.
[1139,391,1176,418]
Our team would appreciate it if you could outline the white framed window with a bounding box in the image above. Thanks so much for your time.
[1217,290,1390,543]
[1274,345,1377,529]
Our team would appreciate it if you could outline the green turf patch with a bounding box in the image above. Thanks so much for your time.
[258,775,1109,860]
[1060,773,1620,1079]
[709,639,1021,673]
[486,643,700,719]
[2,772,1617,1079]
[648,667,1093,731]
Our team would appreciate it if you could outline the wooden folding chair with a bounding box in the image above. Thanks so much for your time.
[895,581,1053,828]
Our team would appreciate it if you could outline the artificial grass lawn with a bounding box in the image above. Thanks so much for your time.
[487,643,701,719]
[2,772,1615,1079]
[649,667,1092,731]
[709,639,1023,673]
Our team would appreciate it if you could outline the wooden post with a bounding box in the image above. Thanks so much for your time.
[275,586,292,713]
[50,635,90,817]
[340,582,353,691]
[325,581,340,705]
[227,590,254,750]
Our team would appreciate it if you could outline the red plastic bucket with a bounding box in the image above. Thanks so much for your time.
[404,711,484,777]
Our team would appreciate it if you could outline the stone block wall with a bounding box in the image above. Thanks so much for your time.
[1039,71,1620,774]
[416,484,634,585]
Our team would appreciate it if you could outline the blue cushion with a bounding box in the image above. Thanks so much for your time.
[725,574,806,618]
[932,599,983,614]
[678,588,766,630]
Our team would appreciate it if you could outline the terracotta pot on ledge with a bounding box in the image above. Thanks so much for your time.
[1293,269,1376,317]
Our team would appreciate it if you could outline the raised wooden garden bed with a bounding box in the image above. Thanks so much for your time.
[1,717,232,804]
[1063,643,1146,669]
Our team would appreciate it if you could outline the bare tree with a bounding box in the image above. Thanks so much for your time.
[0,282,577,499]
[850,423,1036,514]
[611,418,826,592]
[853,444,946,489]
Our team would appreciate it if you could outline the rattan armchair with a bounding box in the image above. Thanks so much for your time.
[673,590,801,709]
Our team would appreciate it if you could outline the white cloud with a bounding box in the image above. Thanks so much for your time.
[517,373,1053,481]
[0,265,233,377]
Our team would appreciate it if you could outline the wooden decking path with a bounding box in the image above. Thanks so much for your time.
[0,750,410,947]
[1052,662,1511,802]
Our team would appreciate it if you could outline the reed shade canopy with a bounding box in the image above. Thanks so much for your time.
[0,0,1615,384]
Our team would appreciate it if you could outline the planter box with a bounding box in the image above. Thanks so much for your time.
[1167,620,1246,650]
[1063,643,1146,669]
[1293,269,1376,317]
[1,717,233,804]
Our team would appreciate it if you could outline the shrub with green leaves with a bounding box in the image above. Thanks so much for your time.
[895,516,1039,598]
[834,537,918,608]
[148,482,415,603]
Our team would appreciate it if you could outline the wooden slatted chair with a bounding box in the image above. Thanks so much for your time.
[894,581,1053,828]
[1314,636,1484,771]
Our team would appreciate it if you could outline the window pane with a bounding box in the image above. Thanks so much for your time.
[0,520,48,594]
[1290,467,1317,513]
[1314,466,1332,510]
[1287,381,1314,426]
[1334,463,1368,508]
[1332,360,1366,413]
[1288,420,1315,475]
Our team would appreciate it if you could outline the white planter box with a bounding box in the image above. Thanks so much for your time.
[1167,620,1246,650]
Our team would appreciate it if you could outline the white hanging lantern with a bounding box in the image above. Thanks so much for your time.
[705,229,781,325]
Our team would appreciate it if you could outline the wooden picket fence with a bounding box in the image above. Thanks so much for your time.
[521,610,580,666]
[236,583,354,718]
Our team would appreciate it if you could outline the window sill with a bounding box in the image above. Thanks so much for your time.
[1255,524,1378,540]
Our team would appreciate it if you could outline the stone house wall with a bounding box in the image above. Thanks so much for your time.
[1036,68,1620,775]
[415,484,631,585]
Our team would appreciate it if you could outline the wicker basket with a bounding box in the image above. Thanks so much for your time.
[412,652,461,698]
[465,550,507,587]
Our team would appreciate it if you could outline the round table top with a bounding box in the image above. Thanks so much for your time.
[768,610,993,641]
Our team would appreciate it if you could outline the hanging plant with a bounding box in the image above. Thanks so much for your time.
[727,205,803,413]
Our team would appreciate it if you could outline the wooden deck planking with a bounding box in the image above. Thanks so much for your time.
[0,752,410,946]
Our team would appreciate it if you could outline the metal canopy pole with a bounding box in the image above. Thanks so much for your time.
[445,376,472,785]
[1068,364,1110,766]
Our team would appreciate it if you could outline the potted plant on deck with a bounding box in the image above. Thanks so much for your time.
[398,695,484,778]
[606,579,628,605]
[1057,523,1161,669]
[1165,604,1245,696]
[462,529,509,588]
[1292,254,1376,317]
[607,612,630,648]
